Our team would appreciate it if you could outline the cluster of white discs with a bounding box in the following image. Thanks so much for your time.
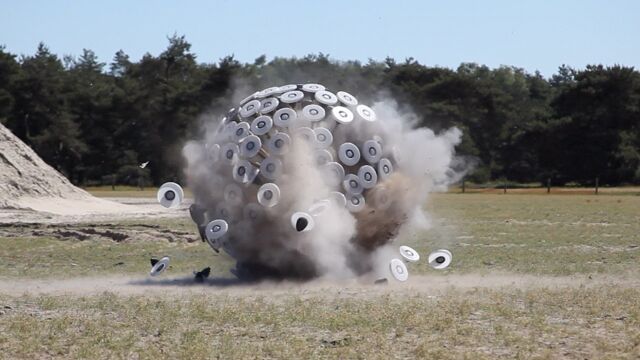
[156,83,453,280]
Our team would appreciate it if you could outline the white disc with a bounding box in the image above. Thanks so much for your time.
[308,200,331,217]
[428,250,452,270]
[301,83,325,93]
[266,132,291,155]
[399,245,420,262]
[233,122,251,143]
[343,174,364,195]
[149,256,170,277]
[221,143,239,164]
[314,127,333,148]
[313,148,333,166]
[232,160,259,184]
[294,127,315,144]
[257,183,281,207]
[240,99,261,118]
[251,115,273,136]
[239,92,258,106]
[239,135,263,159]
[323,162,345,187]
[223,122,238,141]
[259,87,281,98]
[338,142,361,166]
[331,106,354,124]
[259,156,283,180]
[357,165,378,189]
[224,183,244,205]
[205,219,228,250]
[280,90,304,104]
[314,90,338,106]
[336,91,358,107]
[243,203,264,222]
[346,193,365,212]
[356,104,376,122]
[157,182,184,208]
[273,108,296,128]
[389,258,409,282]
[378,158,394,181]
[302,104,326,122]
[362,139,382,164]
[291,211,314,232]
[279,84,298,92]
[329,191,347,207]
[260,97,279,114]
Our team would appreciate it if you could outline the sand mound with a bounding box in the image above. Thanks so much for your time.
[0,123,133,215]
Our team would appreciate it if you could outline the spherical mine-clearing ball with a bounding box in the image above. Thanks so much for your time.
[185,83,418,280]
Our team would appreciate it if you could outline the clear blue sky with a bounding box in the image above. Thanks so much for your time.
[1,0,638,77]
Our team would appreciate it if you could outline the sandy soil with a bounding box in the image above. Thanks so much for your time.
[0,273,637,298]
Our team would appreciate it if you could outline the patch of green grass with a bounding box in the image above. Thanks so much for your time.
[0,286,638,359]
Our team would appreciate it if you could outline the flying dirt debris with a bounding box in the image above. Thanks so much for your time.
[155,83,458,282]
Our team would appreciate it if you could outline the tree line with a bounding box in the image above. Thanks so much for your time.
[1,35,639,186]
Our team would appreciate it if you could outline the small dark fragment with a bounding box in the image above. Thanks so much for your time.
[296,217,308,232]
[150,258,159,266]
[374,278,388,285]
[194,267,211,283]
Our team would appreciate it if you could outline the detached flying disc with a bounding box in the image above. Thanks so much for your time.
[399,245,420,262]
[389,258,409,281]
[428,249,452,270]
[149,256,170,277]
[157,182,184,208]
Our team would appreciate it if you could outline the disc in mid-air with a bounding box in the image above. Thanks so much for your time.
[307,199,331,217]
[389,258,408,282]
[259,156,283,180]
[205,219,229,250]
[378,158,394,181]
[301,83,325,93]
[280,90,304,104]
[346,193,365,212]
[329,191,347,208]
[314,127,333,149]
[291,212,314,232]
[221,143,239,164]
[302,104,326,122]
[240,99,261,118]
[362,139,382,164]
[399,245,420,262]
[149,256,170,277]
[428,250,452,270]
[314,148,333,166]
[322,162,345,187]
[223,183,244,205]
[157,182,184,208]
[260,97,279,114]
[336,91,358,107]
[233,160,259,184]
[257,183,281,208]
[266,132,291,155]
[357,165,378,189]
[338,142,361,166]
[314,90,338,106]
[331,106,354,124]
[343,174,363,195]
[239,135,263,159]
[273,108,296,128]
[356,104,376,122]
[251,115,273,136]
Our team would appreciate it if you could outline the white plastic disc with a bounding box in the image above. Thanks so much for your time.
[279,84,298,93]
[331,106,354,124]
[243,203,264,222]
[259,87,281,98]
[157,182,184,208]
[294,127,315,144]
[343,174,364,194]
[224,183,244,205]
[329,191,347,207]
[399,245,420,262]
[301,83,325,93]
[314,148,333,166]
[389,258,409,282]
[260,97,279,114]
[223,122,238,141]
[273,108,296,128]
[314,90,338,106]
[378,158,394,181]
[346,193,365,212]
[232,160,259,184]
[257,183,281,208]
[280,90,304,104]
[428,250,452,270]
[266,132,291,155]
[221,143,239,164]
[356,104,376,122]
[240,99,261,118]
[336,91,358,107]
[239,135,263,159]
[323,162,345,187]
[233,122,251,143]
[205,219,228,250]
[149,256,170,277]
[302,104,326,122]
[207,143,221,162]
[291,211,314,232]
[357,165,378,189]
[314,127,333,149]
[251,115,273,136]
[239,93,258,106]
[338,142,361,166]
[308,199,331,217]
[362,140,383,164]
[259,156,283,180]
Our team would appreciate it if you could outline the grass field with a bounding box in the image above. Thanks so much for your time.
[1,193,639,358]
